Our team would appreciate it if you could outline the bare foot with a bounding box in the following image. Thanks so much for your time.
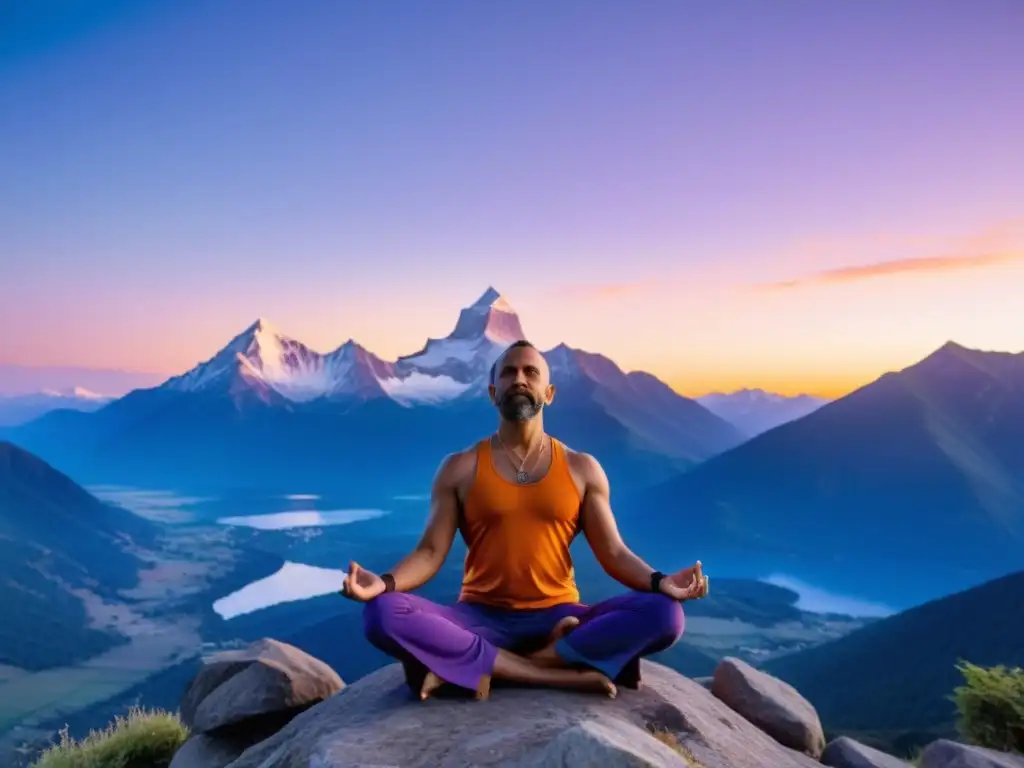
[419,670,446,701]
[528,616,581,668]
[579,670,617,698]
[475,674,492,701]
[550,615,580,641]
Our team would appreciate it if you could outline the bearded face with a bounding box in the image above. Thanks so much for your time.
[496,386,544,422]
[489,343,553,422]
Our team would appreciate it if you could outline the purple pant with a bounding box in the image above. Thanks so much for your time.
[363,590,684,693]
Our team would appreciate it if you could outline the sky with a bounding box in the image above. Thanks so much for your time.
[1,0,1022,398]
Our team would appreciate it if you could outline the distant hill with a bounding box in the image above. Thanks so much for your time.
[760,570,1024,749]
[620,342,1024,580]
[697,388,828,437]
[10,289,743,496]
[0,388,111,427]
[0,442,159,669]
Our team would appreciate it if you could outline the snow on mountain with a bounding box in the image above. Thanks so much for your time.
[160,313,476,408]
[697,388,828,437]
[146,289,783,432]
[39,386,107,400]
[379,371,472,406]
[0,388,112,426]
[395,287,527,385]
[164,318,330,402]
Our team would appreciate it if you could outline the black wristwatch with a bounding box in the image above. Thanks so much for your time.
[649,570,666,594]
[381,573,396,593]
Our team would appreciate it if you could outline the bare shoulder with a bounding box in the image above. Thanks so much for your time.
[434,441,481,493]
[561,442,609,494]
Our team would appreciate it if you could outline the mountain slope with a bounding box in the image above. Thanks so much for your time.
[620,342,1024,578]
[0,442,158,669]
[546,345,745,464]
[11,288,740,494]
[395,286,525,385]
[0,388,110,427]
[697,389,827,437]
[760,570,1024,736]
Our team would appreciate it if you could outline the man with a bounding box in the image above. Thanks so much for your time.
[341,339,708,701]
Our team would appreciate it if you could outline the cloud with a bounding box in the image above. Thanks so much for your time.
[760,250,1023,291]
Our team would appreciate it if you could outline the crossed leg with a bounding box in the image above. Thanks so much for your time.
[528,591,685,686]
[362,592,616,700]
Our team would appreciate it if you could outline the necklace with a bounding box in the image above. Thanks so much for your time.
[496,433,545,483]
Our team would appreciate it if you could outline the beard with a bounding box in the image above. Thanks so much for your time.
[497,389,544,422]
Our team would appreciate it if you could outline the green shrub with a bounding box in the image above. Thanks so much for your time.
[31,706,188,768]
[951,660,1024,753]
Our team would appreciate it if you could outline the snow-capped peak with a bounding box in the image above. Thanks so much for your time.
[160,319,470,408]
[164,318,332,402]
[448,287,524,344]
[395,288,527,384]
[38,386,107,400]
[471,286,514,314]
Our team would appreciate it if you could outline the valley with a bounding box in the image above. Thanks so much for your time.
[1,289,1021,765]
[0,478,884,764]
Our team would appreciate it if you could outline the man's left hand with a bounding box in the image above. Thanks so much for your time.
[659,561,709,601]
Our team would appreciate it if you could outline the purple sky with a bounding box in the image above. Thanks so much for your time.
[2,1,1022,397]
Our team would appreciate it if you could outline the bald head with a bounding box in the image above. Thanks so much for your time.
[488,341,554,422]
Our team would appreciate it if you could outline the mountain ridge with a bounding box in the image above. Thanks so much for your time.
[6,288,744,493]
[619,340,1024,582]
[759,569,1024,744]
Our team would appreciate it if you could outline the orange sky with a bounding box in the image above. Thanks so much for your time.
[4,5,1023,401]
[10,222,1020,400]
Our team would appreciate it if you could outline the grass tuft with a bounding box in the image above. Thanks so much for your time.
[30,706,188,768]
[648,725,706,767]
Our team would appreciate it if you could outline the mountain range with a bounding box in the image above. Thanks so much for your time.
[5,288,745,495]
[0,388,110,427]
[620,341,1024,583]
[697,388,828,437]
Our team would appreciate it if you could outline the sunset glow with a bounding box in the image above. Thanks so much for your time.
[2,2,1022,400]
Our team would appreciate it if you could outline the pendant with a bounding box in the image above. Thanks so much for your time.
[516,470,529,483]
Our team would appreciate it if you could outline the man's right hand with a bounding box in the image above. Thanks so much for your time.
[339,561,387,602]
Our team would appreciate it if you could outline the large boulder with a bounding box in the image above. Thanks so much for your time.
[173,639,344,768]
[821,735,912,767]
[169,734,251,768]
[224,660,822,768]
[710,656,826,758]
[918,739,1024,768]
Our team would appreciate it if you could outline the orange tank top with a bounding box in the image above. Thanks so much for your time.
[458,437,583,609]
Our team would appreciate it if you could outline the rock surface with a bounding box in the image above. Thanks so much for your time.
[918,739,1024,768]
[512,718,693,767]
[710,655,826,758]
[176,639,344,768]
[169,733,248,768]
[821,735,912,767]
[225,660,822,768]
[182,638,344,734]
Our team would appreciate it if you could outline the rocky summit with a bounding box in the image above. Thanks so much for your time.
[170,638,1024,768]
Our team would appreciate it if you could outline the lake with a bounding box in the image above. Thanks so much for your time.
[91,485,998,621]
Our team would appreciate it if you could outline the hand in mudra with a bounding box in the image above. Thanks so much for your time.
[660,561,709,601]
[339,561,386,602]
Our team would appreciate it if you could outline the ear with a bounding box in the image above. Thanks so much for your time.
[544,384,556,405]
[487,384,497,404]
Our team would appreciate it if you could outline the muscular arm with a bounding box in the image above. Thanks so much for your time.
[576,453,658,592]
[384,453,463,592]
